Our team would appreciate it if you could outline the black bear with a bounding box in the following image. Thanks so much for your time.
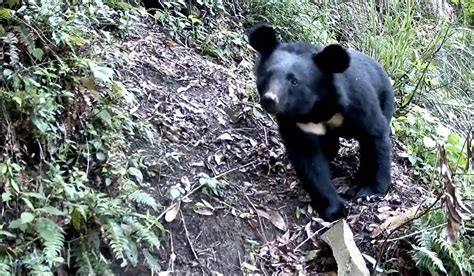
[247,24,395,222]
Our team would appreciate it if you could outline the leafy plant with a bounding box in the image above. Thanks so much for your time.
[0,1,163,274]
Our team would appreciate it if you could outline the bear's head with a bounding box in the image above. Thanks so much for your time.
[247,24,350,121]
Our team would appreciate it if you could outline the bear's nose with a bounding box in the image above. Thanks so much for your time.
[261,93,279,113]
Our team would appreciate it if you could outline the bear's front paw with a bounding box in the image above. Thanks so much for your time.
[347,185,388,199]
[314,200,346,222]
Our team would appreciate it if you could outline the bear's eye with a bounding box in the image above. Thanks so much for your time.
[290,78,298,86]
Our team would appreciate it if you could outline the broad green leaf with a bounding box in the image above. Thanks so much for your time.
[0,9,14,19]
[96,152,106,162]
[31,48,44,61]
[96,109,112,126]
[447,133,461,145]
[69,35,87,46]
[0,230,15,238]
[8,218,24,229]
[90,64,114,83]
[128,167,143,183]
[22,192,46,199]
[3,69,13,77]
[71,208,83,231]
[31,115,48,133]
[21,197,34,210]
[2,192,12,202]
[423,137,436,148]
[0,163,6,174]
[37,206,66,216]
[169,186,182,200]
[20,212,35,224]
[9,179,20,193]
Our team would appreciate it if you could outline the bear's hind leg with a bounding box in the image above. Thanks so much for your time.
[351,134,391,198]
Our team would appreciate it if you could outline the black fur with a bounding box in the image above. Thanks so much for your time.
[247,24,395,222]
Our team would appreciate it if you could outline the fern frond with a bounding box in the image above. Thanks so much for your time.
[143,249,161,272]
[4,32,20,66]
[35,218,65,266]
[432,235,473,274]
[71,238,97,276]
[102,219,129,262]
[410,243,448,274]
[0,255,12,275]
[125,217,160,249]
[71,233,115,276]
[128,190,158,211]
[14,24,36,52]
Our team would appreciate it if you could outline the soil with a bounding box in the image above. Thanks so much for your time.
[100,23,430,275]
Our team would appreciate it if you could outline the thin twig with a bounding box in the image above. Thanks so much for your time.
[385,223,446,242]
[179,210,200,261]
[168,231,175,272]
[293,220,338,252]
[243,191,268,243]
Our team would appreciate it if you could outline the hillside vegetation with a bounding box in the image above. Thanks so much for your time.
[0,0,472,275]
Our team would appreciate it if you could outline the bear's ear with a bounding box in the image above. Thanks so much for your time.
[313,44,350,74]
[247,24,279,54]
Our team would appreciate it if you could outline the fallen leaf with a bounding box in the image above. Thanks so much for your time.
[248,138,258,147]
[180,176,191,192]
[217,133,233,141]
[163,130,179,142]
[439,146,472,244]
[322,219,370,276]
[371,205,421,238]
[177,84,192,93]
[214,153,225,165]
[164,201,181,222]
[189,161,205,167]
[255,208,270,220]
[268,208,287,231]
[193,202,214,216]
[241,262,258,272]
[201,199,214,210]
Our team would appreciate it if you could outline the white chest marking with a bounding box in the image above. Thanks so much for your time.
[296,113,345,136]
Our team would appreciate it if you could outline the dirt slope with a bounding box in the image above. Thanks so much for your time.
[100,24,429,274]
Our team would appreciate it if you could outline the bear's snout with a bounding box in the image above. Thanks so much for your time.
[261,92,281,114]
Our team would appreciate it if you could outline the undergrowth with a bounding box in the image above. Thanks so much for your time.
[147,0,473,274]
[1,1,162,274]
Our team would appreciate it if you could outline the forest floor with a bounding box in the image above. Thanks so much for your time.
[102,25,431,274]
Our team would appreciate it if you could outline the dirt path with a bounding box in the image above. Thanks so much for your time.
[101,25,429,274]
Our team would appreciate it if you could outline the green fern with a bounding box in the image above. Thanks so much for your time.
[410,243,448,274]
[102,219,129,262]
[3,32,20,66]
[128,190,159,211]
[13,25,36,54]
[125,217,161,249]
[143,249,161,272]
[71,232,114,276]
[0,255,12,275]
[35,218,65,266]
[410,209,472,275]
